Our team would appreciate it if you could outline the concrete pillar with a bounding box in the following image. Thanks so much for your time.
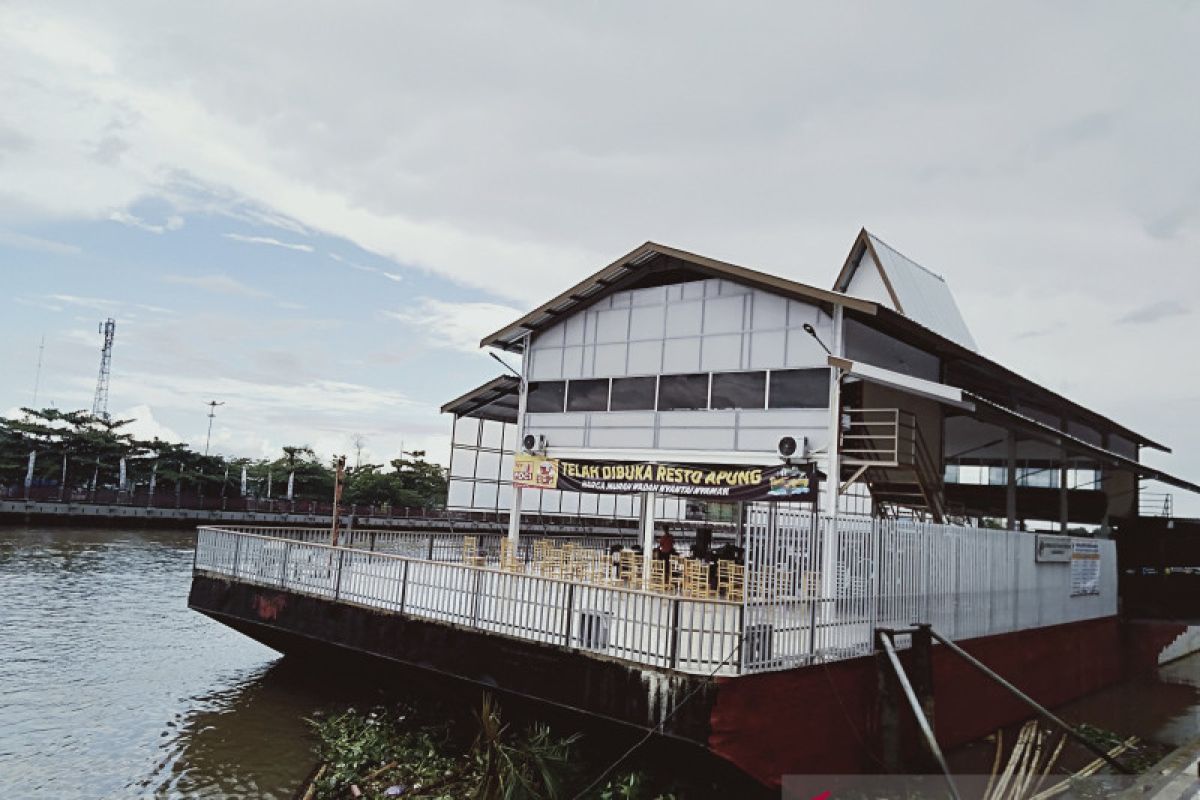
[821,305,845,603]
[1006,431,1018,531]
[824,304,845,517]
[1059,462,1069,532]
[507,335,531,547]
[639,490,657,585]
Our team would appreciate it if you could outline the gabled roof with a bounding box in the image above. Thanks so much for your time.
[440,375,520,423]
[473,235,1169,453]
[479,241,876,352]
[834,228,978,351]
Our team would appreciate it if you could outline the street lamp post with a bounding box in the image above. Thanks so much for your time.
[203,400,225,457]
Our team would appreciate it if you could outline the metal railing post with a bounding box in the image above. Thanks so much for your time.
[562,582,575,647]
[232,532,242,578]
[670,598,682,670]
[469,568,483,627]
[399,559,409,613]
[279,540,289,587]
[333,549,346,600]
[427,533,435,561]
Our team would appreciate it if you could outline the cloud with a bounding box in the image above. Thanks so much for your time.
[1116,300,1191,325]
[161,273,268,297]
[385,297,522,354]
[329,252,404,282]
[114,403,182,443]
[0,229,81,255]
[109,209,184,234]
[46,294,119,312]
[223,232,314,252]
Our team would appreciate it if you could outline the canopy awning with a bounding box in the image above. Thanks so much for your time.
[828,355,975,411]
[965,393,1200,495]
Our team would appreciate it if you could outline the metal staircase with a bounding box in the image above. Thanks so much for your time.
[839,408,946,522]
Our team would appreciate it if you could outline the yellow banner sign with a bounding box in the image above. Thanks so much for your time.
[512,454,560,490]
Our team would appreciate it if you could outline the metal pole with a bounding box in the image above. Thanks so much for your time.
[877,632,961,800]
[927,628,1132,773]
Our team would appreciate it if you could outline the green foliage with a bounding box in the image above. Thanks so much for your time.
[0,407,447,505]
[304,695,583,800]
[472,694,580,800]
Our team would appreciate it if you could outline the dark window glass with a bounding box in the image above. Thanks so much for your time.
[610,376,657,411]
[566,379,609,412]
[526,381,565,413]
[657,373,709,411]
[768,369,830,409]
[711,371,766,409]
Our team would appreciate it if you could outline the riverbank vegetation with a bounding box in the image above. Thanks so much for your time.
[0,407,446,507]
[301,695,692,800]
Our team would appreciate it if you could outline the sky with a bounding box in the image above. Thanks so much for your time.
[1,3,1198,510]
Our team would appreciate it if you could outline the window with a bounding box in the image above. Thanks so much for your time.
[657,373,709,411]
[526,381,566,413]
[711,371,766,409]
[566,379,609,412]
[768,369,830,409]
[610,376,657,411]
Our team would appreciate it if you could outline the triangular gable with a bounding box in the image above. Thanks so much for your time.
[834,228,978,351]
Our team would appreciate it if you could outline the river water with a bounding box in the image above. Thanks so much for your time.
[1,525,1198,798]
[0,526,325,799]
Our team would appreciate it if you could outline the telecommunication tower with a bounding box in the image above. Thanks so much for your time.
[92,318,116,420]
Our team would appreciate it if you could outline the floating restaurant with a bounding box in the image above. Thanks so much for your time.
[189,229,1200,789]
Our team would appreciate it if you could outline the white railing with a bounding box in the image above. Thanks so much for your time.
[193,527,742,676]
[194,519,1117,677]
[740,509,1117,672]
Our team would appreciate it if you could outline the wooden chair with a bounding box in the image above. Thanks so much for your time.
[540,546,565,577]
[461,536,484,566]
[499,538,522,573]
[717,559,734,597]
[618,550,641,586]
[726,563,745,602]
[646,558,671,593]
[682,559,714,598]
[669,554,685,593]
[801,570,821,600]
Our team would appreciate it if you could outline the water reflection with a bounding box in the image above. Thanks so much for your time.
[146,661,326,799]
[0,526,322,799]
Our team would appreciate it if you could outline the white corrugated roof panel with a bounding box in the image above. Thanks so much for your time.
[865,233,978,351]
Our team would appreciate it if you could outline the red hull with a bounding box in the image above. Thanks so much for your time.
[707,617,1187,788]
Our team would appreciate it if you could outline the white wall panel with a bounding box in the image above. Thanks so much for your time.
[703,295,744,334]
[588,427,655,449]
[629,305,664,339]
[627,340,663,374]
[594,343,628,375]
[663,337,701,372]
[750,330,786,369]
[665,301,703,336]
[596,308,630,343]
[701,334,743,371]
[659,427,736,450]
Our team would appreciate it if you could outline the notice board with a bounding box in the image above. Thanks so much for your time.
[1070,538,1102,597]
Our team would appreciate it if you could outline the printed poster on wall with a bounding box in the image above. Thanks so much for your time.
[1070,539,1101,597]
[512,456,820,503]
